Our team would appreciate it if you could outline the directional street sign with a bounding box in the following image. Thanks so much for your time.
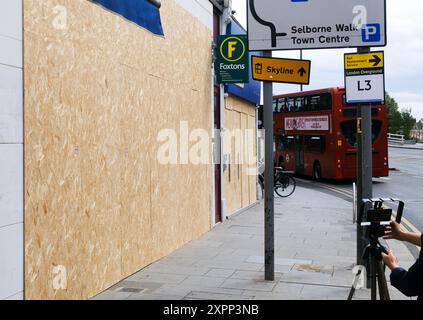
[215,35,249,84]
[247,0,386,51]
[344,51,385,104]
[251,56,311,85]
[345,51,383,70]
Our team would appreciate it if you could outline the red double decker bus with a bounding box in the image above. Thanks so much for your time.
[273,87,389,180]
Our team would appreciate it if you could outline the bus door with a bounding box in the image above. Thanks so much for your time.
[295,135,305,175]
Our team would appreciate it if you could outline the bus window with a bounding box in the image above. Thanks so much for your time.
[340,120,383,146]
[273,99,278,113]
[340,121,357,146]
[310,95,320,111]
[283,136,295,151]
[320,93,332,111]
[305,136,326,153]
[372,120,382,143]
[295,97,305,112]
[278,98,286,113]
[342,108,379,118]
[287,98,295,112]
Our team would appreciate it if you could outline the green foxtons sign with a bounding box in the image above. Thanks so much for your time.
[215,35,249,84]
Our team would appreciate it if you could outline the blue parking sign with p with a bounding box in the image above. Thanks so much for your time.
[362,24,381,42]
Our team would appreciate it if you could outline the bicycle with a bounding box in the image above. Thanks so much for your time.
[257,167,296,199]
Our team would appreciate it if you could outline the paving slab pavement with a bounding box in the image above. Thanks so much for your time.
[94,186,417,300]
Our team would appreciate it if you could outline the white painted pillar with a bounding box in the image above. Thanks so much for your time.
[0,0,24,300]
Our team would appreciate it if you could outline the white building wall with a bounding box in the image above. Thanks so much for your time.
[175,0,213,30]
[0,0,23,300]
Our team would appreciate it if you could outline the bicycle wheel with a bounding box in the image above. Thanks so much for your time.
[275,176,296,197]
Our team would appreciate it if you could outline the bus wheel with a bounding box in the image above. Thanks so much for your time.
[313,162,322,181]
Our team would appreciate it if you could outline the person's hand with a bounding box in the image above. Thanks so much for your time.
[383,221,405,241]
[381,250,399,270]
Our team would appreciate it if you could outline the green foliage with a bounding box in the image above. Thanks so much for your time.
[385,93,416,140]
[401,108,417,140]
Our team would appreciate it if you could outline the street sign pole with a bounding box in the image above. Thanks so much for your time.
[263,50,275,281]
[356,104,363,266]
[300,50,303,92]
[356,46,373,276]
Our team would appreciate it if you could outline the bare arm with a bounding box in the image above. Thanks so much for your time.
[384,221,422,247]
[402,231,422,247]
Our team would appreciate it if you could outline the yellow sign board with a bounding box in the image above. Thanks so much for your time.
[344,51,384,70]
[251,56,311,85]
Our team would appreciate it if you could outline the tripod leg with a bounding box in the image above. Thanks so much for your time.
[370,255,377,300]
[347,269,362,300]
[376,261,391,300]
[347,287,356,301]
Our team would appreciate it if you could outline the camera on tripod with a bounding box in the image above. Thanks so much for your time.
[348,198,405,300]
[358,198,405,238]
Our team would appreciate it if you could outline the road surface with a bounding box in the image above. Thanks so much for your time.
[298,147,423,233]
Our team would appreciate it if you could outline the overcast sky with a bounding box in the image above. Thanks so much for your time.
[232,0,423,120]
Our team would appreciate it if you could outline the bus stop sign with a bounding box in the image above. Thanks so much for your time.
[247,0,386,51]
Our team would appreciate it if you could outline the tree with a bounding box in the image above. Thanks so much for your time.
[385,93,402,134]
[385,93,416,139]
[401,108,417,140]
[415,119,423,130]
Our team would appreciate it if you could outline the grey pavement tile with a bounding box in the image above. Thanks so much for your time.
[242,290,298,300]
[180,275,226,287]
[126,293,185,300]
[184,240,224,248]
[171,249,221,260]
[212,253,251,262]
[193,259,263,271]
[311,256,356,266]
[92,290,133,300]
[246,256,313,266]
[230,270,283,281]
[228,225,264,235]
[108,280,162,294]
[205,268,236,278]
[135,265,211,276]
[293,248,340,257]
[260,264,293,273]
[221,278,277,292]
[294,252,351,261]
[293,264,334,275]
[185,291,254,300]
[128,272,188,284]
[279,270,333,286]
[272,282,304,296]
[300,285,352,300]
[273,251,298,259]
[152,284,244,297]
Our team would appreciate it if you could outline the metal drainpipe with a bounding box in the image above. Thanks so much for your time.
[220,0,232,221]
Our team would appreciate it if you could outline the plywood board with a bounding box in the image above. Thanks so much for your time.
[24,0,212,299]
[224,95,257,215]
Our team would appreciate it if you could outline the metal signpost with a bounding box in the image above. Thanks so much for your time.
[262,50,274,281]
[344,49,385,268]
[215,35,250,84]
[247,0,387,281]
